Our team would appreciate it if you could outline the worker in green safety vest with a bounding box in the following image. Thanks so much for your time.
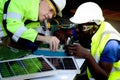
[64,2,120,80]
[0,0,66,60]
[0,0,66,51]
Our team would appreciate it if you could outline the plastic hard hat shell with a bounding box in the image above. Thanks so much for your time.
[70,2,104,24]
[53,0,66,17]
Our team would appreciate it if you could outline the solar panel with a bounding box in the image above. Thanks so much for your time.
[0,55,56,80]
[46,56,80,74]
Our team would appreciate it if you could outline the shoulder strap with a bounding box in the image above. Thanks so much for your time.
[2,0,12,36]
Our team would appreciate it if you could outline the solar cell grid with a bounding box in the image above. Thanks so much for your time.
[0,56,56,80]
[46,56,80,73]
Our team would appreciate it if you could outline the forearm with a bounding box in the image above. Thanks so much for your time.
[36,34,46,42]
[7,19,38,42]
[85,54,108,80]
[36,35,60,51]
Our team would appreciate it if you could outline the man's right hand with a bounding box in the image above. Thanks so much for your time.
[37,35,60,51]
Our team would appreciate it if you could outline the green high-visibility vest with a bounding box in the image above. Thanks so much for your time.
[0,0,40,42]
[87,21,120,80]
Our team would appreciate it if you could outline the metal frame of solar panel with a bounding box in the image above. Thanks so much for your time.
[0,55,56,80]
[46,56,80,74]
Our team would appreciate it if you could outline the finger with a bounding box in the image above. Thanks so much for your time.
[52,41,55,51]
[55,41,59,51]
[53,40,57,51]
[49,37,56,51]
[51,38,59,51]
[50,41,53,51]
[67,46,76,50]
[54,39,60,51]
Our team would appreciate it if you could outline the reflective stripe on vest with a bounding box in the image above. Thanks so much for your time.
[0,25,4,38]
[3,11,26,42]
[3,12,22,20]
[3,0,27,42]
[90,78,95,80]
[12,26,27,42]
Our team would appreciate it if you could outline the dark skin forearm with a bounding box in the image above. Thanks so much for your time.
[66,44,113,80]
[85,53,109,80]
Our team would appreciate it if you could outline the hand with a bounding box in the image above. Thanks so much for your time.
[37,35,60,51]
[64,43,89,58]
[44,36,60,51]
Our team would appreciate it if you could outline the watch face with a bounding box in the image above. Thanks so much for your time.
[0,56,56,80]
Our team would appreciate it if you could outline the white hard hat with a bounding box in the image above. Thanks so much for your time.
[70,2,104,25]
[52,0,66,17]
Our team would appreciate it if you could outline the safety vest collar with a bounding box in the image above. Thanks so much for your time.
[91,21,105,57]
